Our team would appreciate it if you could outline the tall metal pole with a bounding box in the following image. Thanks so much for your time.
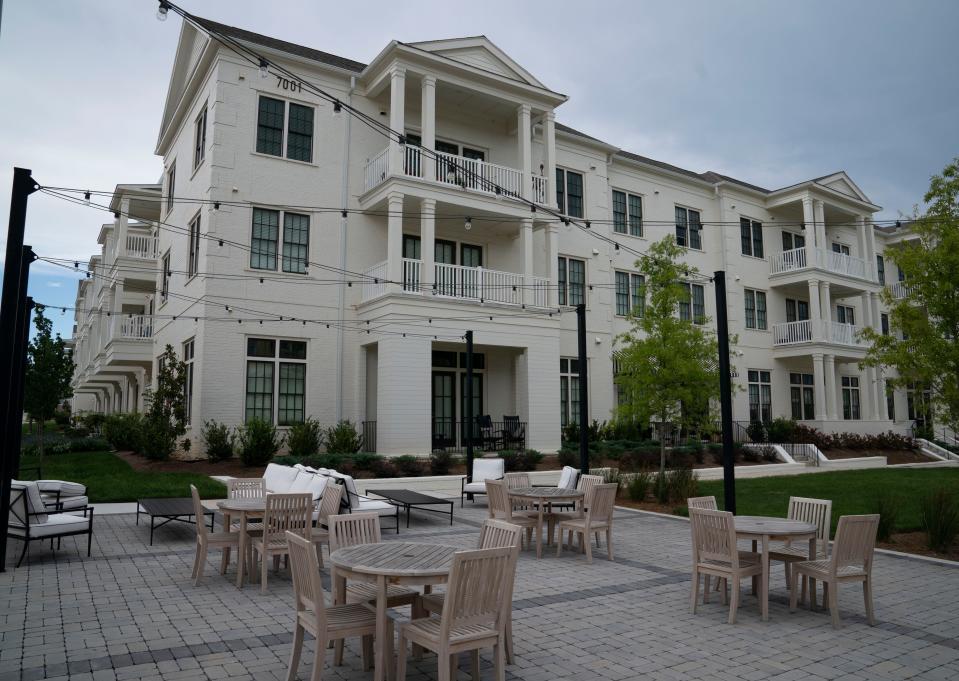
[0,167,38,571]
[464,330,474,482]
[9,286,34,485]
[714,271,736,514]
[576,303,589,475]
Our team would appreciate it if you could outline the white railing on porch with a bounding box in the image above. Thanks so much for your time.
[118,315,153,340]
[434,151,523,197]
[772,320,812,345]
[531,174,548,205]
[824,321,865,346]
[402,258,422,292]
[362,260,388,300]
[890,281,911,299]
[125,233,157,260]
[769,247,807,274]
[769,247,872,281]
[823,250,868,279]
[363,148,389,192]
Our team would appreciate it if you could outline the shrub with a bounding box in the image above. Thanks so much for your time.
[237,418,281,467]
[919,488,959,553]
[80,413,106,433]
[746,421,767,443]
[653,472,669,504]
[351,452,384,471]
[500,450,520,472]
[689,442,705,465]
[139,418,177,461]
[64,425,90,439]
[326,420,362,454]
[201,421,235,463]
[102,413,144,452]
[741,446,761,463]
[522,449,544,470]
[286,417,323,459]
[557,447,578,468]
[429,450,453,475]
[766,417,796,443]
[759,445,779,463]
[53,407,71,427]
[872,491,901,542]
[666,466,698,503]
[393,455,423,477]
[627,469,652,501]
[69,437,110,452]
[369,457,397,478]
[49,440,72,455]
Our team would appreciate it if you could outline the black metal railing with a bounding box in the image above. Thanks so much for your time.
[361,420,377,453]
[432,417,526,453]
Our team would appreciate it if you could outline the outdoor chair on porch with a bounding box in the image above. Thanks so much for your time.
[556,483,617,563]
[501,415,525,449]
[460,457,505,507]
[251,493,313,593]
[8,481,94,567]
[476,415,503,451]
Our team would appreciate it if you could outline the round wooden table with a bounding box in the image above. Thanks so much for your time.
[734,515,817,621]
[508,487,585,558]
[330,542,460,681]
[216,498,266,587]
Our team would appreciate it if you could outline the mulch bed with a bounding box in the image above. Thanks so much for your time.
[821,448,936,465]
[115,450,266,478]
[878,531,959,562]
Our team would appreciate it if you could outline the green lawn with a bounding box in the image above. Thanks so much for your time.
[18,451,226,503]
[699,468,959,532]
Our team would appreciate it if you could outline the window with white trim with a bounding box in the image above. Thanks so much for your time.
[165,164,175,214]
[614,271,645,317]
[556,168,584,218]
[183,339,195,425]
[250,208,309,273]
[740,217,764,258]
[193,105,207,169]
[841,376,861,420]
[612,190,642,236]
[675,206,702,249]
[748,370,772,423]
[743,289,767,330]
[560,357,580,427]
[679,283,705,324]
[837,305,855,325]
[256,95,315,162]
[881,313,889,336]
[187,212,201,278]
[876,255,885,285]
[160,251,170,303]
[558,256,585,306]
[832,242,851,256]
[789,372,814,420]
[781,231,805,251]
[245,337,307,424]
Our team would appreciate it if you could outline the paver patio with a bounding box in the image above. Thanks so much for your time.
[2,499,958,681]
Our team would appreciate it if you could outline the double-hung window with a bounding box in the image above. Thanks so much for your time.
[187,212,201,278]
[876,255,885,284]
[612,190,643,236]
[832,242,851,256]
[679,283,706,324]
[558,256,585,306]
[743,289,767,330]
[183,339,195,425]
[165,164,175,215]
[245,338,307,424]
[789,373,815,420]
[614,271,645,317]
[675,206,702,249]
[740,217,764,258]
[250,208,310,273]
[160,251,171,303]
[556,168,584,218]
[748,370,772,423]
[193,105,207,169]
[881,313,890,336]
[256,96,315,162]
[560,357,580,427]
[781,231,805,251]
[837,305,855,325]
[841,376,861,420]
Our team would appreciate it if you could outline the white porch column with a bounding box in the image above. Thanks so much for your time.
[420,198,435,293]
[862,366,876,421]
[812,353,827,421]
[877,370,889,420]
[819,281,832,340]
[814,199,827,251]
[386,192,404,292]
[520,218,533,306]
[546,224,559,306]
[116,197,130,258]
[824,354,838,421]
[869,291,881,332]
[866,218,879,283]
[802,196,817,268]
[388,66,406,176]
[421,75,436,181]
[856,215,872,279]
[517,104,532,200]
[376,336,431,454]
[112,281,124,340]
[522,337,561,452]
[544,111,557,209]
[807,279,822,340]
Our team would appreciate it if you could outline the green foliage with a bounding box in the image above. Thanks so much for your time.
[919,488,959,553]
[666,466,699,502]
[80,413,106,433]
[429,450,453,475]
[793,424,916,451]
[394,455,424,477]
[24,305,75,462]
[653,472,670,504]
[237,418,281,467]
[627,470,652,501]
[557,447,578,468]
[69,437,110,452]
[872,491,901,542]
[351,452,384,470]
[500,449,544,472]
[102,413,144,452]
[746,421,767,443]
[326,420,362,454]
[53,406,71,427]
[614,237,722,473]
[766,417,797,443]
[201,421,235,462]
[49,440,72,455]
[142,345,188,460]
[286,417,324,458]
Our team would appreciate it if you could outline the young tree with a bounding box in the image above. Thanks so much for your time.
[862,158,959,435]
[614,236,721,474]
[141,344,187,460]
[24,304,75,461]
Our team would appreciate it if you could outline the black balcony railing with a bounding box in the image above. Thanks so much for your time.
[361,420,377,453]
[432,417,527,453]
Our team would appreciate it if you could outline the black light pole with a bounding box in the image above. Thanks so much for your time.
[576,303,589,475]
[714,271,736,514]
[464,330,474,482]
[0,168,38,571]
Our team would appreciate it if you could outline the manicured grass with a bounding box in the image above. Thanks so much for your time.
[698,468,959,532]
[18,451,226,503]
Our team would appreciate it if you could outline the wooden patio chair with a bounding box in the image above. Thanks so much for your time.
[789,514,879,629]
[503,472,534,517]
[556,483,617,563]
[485,480,537,549]
[548,474,604,545]
[397,545,519,681]
[688,507,763,624]
[228,478,265,499]
[769,496,832,601]
[285,531,391,681]
[189,485,239,586]
[251,492,313,593]
[687,496,718,510]
[309,483,343,568]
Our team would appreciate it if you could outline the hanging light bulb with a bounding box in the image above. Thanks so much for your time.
[464,216,472,231]
[156,0,169,21]
[213,201,220,211]
[84,191,91,205]
[332,100,342,117]
[259,58,269,78]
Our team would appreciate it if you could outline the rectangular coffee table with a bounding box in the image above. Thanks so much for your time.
[137,497,215,545]
[370,489,454,528]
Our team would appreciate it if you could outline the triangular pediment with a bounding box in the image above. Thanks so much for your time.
[407,37,546,89]
[815,172,871,203]
[156,23,211,153]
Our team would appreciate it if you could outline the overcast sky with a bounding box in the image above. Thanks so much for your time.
[1,0,957,337]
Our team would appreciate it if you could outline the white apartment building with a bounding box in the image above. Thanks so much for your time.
[70,18,922,456]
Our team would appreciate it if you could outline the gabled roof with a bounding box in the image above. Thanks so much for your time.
[404,36,548,89]
[811,171,871,203]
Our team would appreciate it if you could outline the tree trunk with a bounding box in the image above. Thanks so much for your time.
[659,416,667,476]
[38,411,45,474]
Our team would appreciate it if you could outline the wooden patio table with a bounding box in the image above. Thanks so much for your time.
[508,487,584,559]
[734,515,817,621]
[216,497,266,588]
[331,541,460,681]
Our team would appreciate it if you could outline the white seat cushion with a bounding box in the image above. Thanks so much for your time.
[36,480,87,496]
[463,482,487,494]
[41,494,89,510]
[8,513,89,538]
[263,463,299,493]
[471,458,504,484]
[558,466,579,489]
[303,475,331,502]
[288,471,317,496]
[356,500,397,517]
[328,472,361,509]
[11,480,47,525]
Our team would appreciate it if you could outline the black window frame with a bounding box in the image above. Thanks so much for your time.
[614,271,645,317]
[255,95,315,163]
[556,168,584,218]
[876,254,885,284]
[747,369,772,423]
[165,163,175,214]
[612,190,643,237]
[744,288,767,330]
[558,256,586,306]
[244,337,308,425]
[740,217,764,258]
[187,212,201,278]
[183,338,195,425]
[160,251,171,303]
[679,282,706,324]
[789,372,815,420]
[841,376,861,420]
[675,206,702,250]
[193,104,207,170]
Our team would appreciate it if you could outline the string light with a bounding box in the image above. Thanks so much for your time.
[258,58,269,78]
[464,216,472,231]
[156,0,169,21]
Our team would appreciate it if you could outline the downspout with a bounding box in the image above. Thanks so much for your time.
[335,76,355,422]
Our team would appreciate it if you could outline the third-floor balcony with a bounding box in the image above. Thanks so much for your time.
[772,319,867,349]
[770,247,875,284]
[889,281,911,300]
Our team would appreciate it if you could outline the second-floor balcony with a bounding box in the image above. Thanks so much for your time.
[362,258,549,308]
[363,146,549,204]
[889,281,911,300]
[772,319,867,349]
[113,314,154,341]
[769,247,874,284]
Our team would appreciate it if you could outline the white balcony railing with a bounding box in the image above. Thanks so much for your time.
[772,320,812,345]
[824,321,865,347]
[769,247,808,275]
[118,315,153,340]
[362,260,388,300]
[769,247,873,282]
[125,233,157,260]
[823,250,868,279]
[402,258,422,293]
[772,319,866,348]
[363,148,389,192]
[532,174,548,205]
[889,281,911,299]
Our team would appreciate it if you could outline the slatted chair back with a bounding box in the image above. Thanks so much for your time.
[577,474,604,508]
[689,507,741,570]
[189,485,209,541]
[315,482,343,527]
[286,531,328,629]
[228,478,265,499]
[263,493,313,544]
[585,483,617,526]
[327,512,381,554]
[485,480,510,520]
[478,519,523,549]
[503,472,531,489]
[829,514,879,577]
[787,496,833,556]
[439,546,519,640]
[687,495,718,510]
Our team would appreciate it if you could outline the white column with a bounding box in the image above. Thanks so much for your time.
[802,196,817,268]
[807,279,822,340]
[520,219,533,306]
[112,282,124,340]
[546,224,559,306]
[517,104,532,200]
[420,198,435,293]
[421,75,436,181]
[814,199,827,251]
[862,367,876,421]
[866,218,879,283]
[376,336,431,454]
[856,215,871,279]
[116,197,130,258]
[386,192,404,292]
[388,66,406,176]
[877,369,889,420]
[544,111,557,209]
[812,353,827,421]
[869,291,881,332]
[819,281,832,340]
[824,354,838,421]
